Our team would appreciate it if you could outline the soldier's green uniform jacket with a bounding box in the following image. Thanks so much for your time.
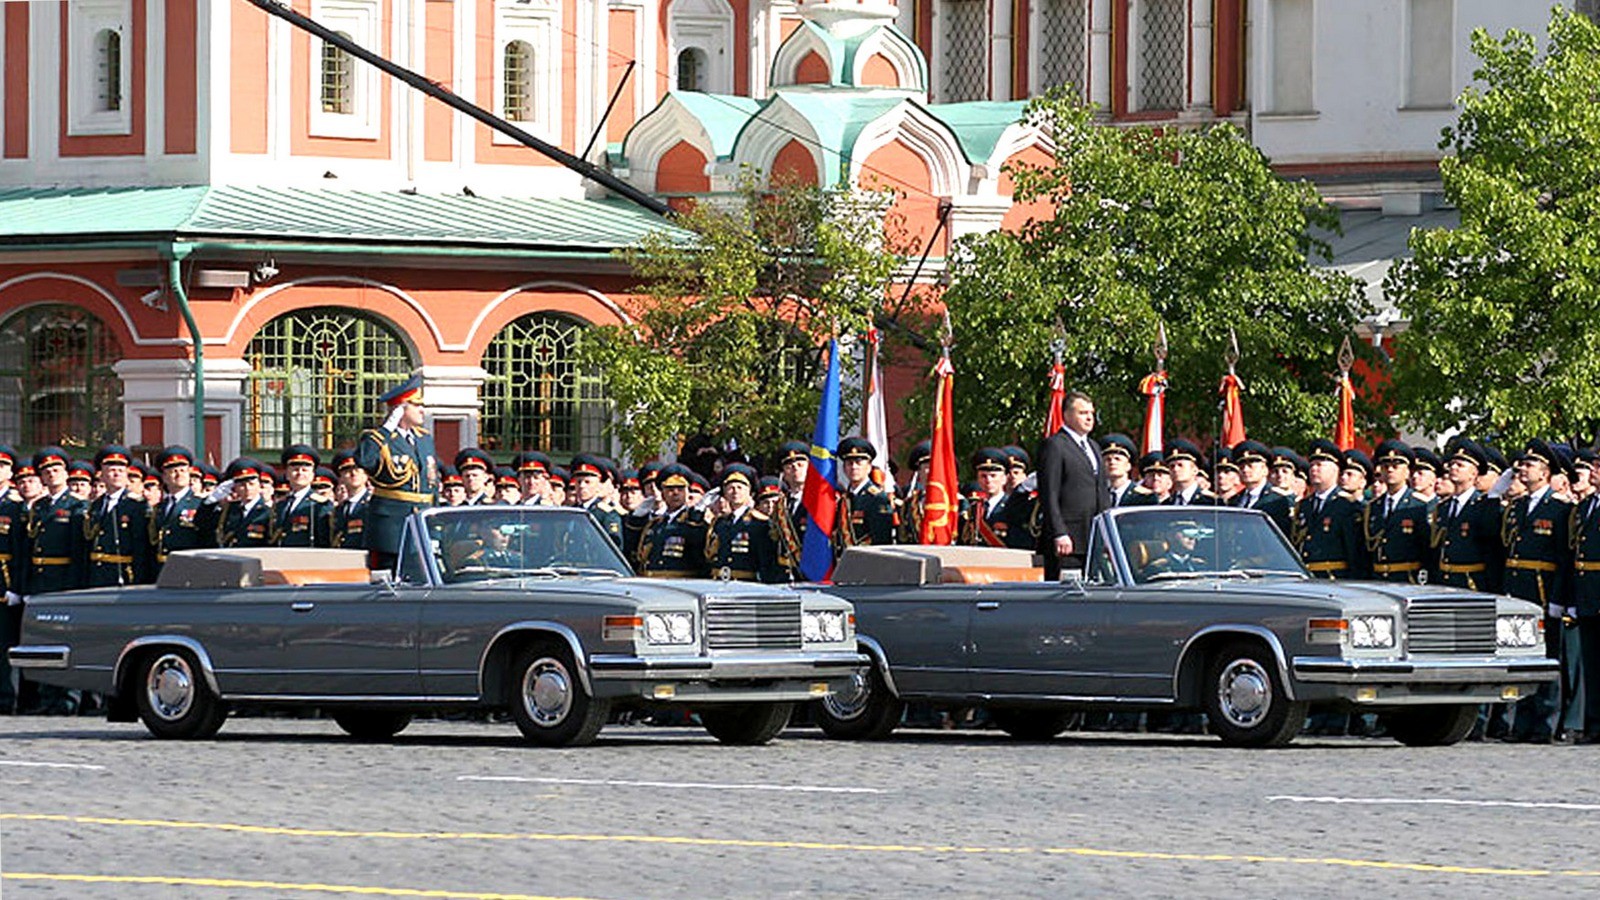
[897,488,926,545]
[1297,487,1369,579]
[1232,486,1295,541]
[0,488,24,594]
[763,498,806,582]
[580,498,623,550]
[151,487,214,571]
[274,489,334,548]
[1120,487,1164,507]
[1570,494,1600,617]
[85,489,155,586]
[356,423,438,560]
[834,483,895,552]
[1364,487,1432,583]
[1502,487,1572,611]
[1431,488,1503,592]
[23,490,88,595]
[219,499,274,548]
[334,489,370,550]
[966,493,1012,547]
[621,508,654,564]
[638,507,709,577]
[707,506,773,581]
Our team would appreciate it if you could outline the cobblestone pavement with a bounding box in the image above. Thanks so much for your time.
[1,716,1596,899]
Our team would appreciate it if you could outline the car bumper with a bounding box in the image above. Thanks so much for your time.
[8,645,71,670]
[1291,655,1560,705]
[587,650,869,703]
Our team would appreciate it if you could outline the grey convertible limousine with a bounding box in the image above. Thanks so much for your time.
[8,506,863,747]
[814,506,1558,748]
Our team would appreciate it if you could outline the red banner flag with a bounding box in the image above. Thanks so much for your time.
[921,353,959,545]
[1218,373,1246,447]
[1334,371,1356,451]
[1044,360,1066,437]
[1138,370,1168,455]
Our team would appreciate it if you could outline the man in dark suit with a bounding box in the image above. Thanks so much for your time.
[1035,391,1109,579]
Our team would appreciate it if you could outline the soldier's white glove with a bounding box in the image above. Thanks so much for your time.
[383,406,406,431]
[4,591,20,606]
[207,480,235,504]
[1487,468,1516,499]
[1020,473,1038,492]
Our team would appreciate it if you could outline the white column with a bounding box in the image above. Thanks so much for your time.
[115,358,195,451]
[945,195,1012,241]
[1185,0,1213,117]
[201,357,253,464]
[1089,0,1114,116]
[420,365,489,447]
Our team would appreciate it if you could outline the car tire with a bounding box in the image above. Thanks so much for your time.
[814,664,903,741]
[1201,641,1306,748]
[990,708,1075,741]
[1383,705,1478,747]
[509,641,609,747]
[134,649,227,740]
[333,711,413,741]
[699,702,794,745]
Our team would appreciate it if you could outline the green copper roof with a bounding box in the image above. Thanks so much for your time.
[0,185,686,254]
[665,92,762,159]
[928,101,1031,164]
[752,92,905,186]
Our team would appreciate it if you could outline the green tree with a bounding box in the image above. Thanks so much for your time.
[929,95,1373,457]
[1387,8,1600,445]
[579,173,910,460]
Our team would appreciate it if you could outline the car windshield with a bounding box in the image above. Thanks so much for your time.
[1113,508,1307,585]
[422,507,633,584]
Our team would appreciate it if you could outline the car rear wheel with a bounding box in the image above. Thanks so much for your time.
[699,703,794,745]
[1383,705,1478,747]
[509,641,609,747]
[814,665,903,741]
[1202,641,1306,748]
[990,708,1075,741]
[333,711,413,741]
[135,649,227,740]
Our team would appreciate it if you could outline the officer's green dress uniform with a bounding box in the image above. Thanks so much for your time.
[221,499,274,548]
[1501,440,1574,742]
[1362,442,1431,583]
[275,489,334,548]
[707,506,772,581]
[357,375,438,569]
[86,488,154,586]
[334,489,370,550]
[1296,441,1369,579]
[148,446,214,575]
[22,449,88,595]
[637,465,709,577]
[1571,480,1600,741]
[1430,440,1502,592]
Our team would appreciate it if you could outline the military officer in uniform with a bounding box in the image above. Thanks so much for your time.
[150,446,214,573]
[1571,450,1600,743]
[0,452,28,713]
[1231,440,1294,537]
[214,458,274,548]
[1101,434,1139,508]
[1431,439,1503,592]
[82,445,153,587]
[1163,439,1217,506]
[1364,440,1432,583]
[571,454,623,548]
[1340,449,1373,502]
[550,467,571,506]
[1411,447,1443,505]
[896,440,933,544]
[637,464,709,577]
[763,443,809,582]
[456,448,496,505]
[1124,452,1170,505]
[65,460,94,503]
[494,467,520,504]
[357,374,438,570]
[332,450,371,551]
[836,437,896,551]
[1502,439,1574,742]
[23,448,89,595]
[1270,447,1309,501]
[0,445,14,498]
[1298,440,1369,579]
[706,464,770,581]
[515,451,554,506]
[964,448,1012,547]
[274,445,334,548]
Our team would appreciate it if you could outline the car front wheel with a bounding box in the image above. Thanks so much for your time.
[699,703,794,745]
[1202,641,1306,748]
[814,664,903,741]
[135,649,227,740]
[509,641,609,747]
[1383,705,1477,746]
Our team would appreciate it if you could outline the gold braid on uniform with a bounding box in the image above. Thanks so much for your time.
[1428,504,1445,550]
[771,506,802,573]
[837,493,858,549]
[362,428,419,490]
[1361,503,1380,553]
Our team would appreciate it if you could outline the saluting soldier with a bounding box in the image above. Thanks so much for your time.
[150,446,214,573]
[571,454,623,548]
[274,445,334,548]
[1501,440,1574,742]
[705,464,771,581]
[215,458,274,548]
[835,437,896,551]
[637,464,709,577]
[1298,440,1369,579]
[1571,450,1600,743]
[357,374,438,571]
[754,477,793,583]
[997,445,1038,551]
[23,448,89,595]
[1431,439,1503,592]
[1231,440,1295,538]
[1101,434,1139,508]
[1364,440,1431,583]
[897,440,933,544]
[964,448,1012,547]
[332,450,371,551]
[1163,439,1217,506]
[456,448,496,505]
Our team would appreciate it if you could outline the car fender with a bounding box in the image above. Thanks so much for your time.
[114,636,223,697]
[1174,625,1296,702]
[855,635,901,698]
[477,621,593,698]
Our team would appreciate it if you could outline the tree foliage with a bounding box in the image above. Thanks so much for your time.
[930,95,1373,455]
[580,174,909,460]
[1387,8,1600,445]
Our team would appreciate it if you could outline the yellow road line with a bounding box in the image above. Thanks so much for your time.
[1,872,603,900]
[1,812,1594,879]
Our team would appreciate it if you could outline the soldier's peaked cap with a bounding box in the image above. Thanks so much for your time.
[32,447,68,470]
[1411,446,1442,474]
[776,441,809,465]
[281,444,320,467]
[157,445,196,469]
[838,436,876,463]
[332,449,359,471]
[1100,434,1137,460]
[313,466,336,488]
[0,445,14,466]
[1373,439,1413,466]
[1306,439,1342,465]
[1446,438,1487,472]
[1138,451,1169,474]
[513,451,551,475]
[380,373,424,407]
[905,439,932,470]
[1232,440,1272,465]
[1002,445,1031,468]
[67,460,95,481]
[569,454,605,478]
[1164,439,1202,465]
[972,447,1008,472]
[225,458,261,481]
[720,463,757,488]
[455,448,492,472]
[1342,448,1374,478]
[94,445,133,468]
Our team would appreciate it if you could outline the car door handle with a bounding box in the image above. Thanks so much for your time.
[975,601,1001,611]
[291,602,316,612]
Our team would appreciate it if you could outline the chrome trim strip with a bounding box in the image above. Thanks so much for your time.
[1291,655,1560,684]
[1174,624,1296,701]
[223,694,480,703]
[113,636,222,695]
[476,621,592,696]
[587,651,867,680]
[7,645,70,669]
[855,635,900,697]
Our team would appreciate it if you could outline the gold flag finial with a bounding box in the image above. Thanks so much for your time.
[1337,335,1354,375]
[1153,321,1168,366]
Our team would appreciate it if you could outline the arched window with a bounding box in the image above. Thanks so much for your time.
[503,40,535,121]
[480,313,609,456]
[676,48,707,92]
[320,33,355,114]
[244,308,414,455]
[0,304,124,450]
[95,29,122,112]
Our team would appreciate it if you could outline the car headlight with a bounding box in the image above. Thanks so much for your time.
[1497,614,1541,649]
[643,611,695,645]
[1349,615,1395,649]
[802,610,848,643]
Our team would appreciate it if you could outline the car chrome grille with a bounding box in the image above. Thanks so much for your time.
[1406,595,1496,655]
[703,597,802,651]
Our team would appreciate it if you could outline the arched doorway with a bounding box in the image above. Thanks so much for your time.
[244,308,414,455]
[480,312,609,457]
[0,303,124,451]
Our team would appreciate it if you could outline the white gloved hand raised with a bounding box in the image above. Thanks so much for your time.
[4,591,20,606]
[207,480,236,504]
[383,406,406,431]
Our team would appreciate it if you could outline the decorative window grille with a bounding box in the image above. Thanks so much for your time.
[320,33,354,114]
[1137,0,1186,111]
[939,0,988,102]
[503,40,535,121]
[1037,0,1089,98]
[95,29,122,112]
[480,313,610,457]
[245,309,414,455]
[0,304,124,451]
[677,48,706,92]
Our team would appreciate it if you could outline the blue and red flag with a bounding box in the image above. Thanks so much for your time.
[800,339,842,582]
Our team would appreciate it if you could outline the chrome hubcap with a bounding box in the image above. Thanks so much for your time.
[1217,659,1271,728]
[821,670,870,721]
[147,653,195,721]
[523,657,572,727]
